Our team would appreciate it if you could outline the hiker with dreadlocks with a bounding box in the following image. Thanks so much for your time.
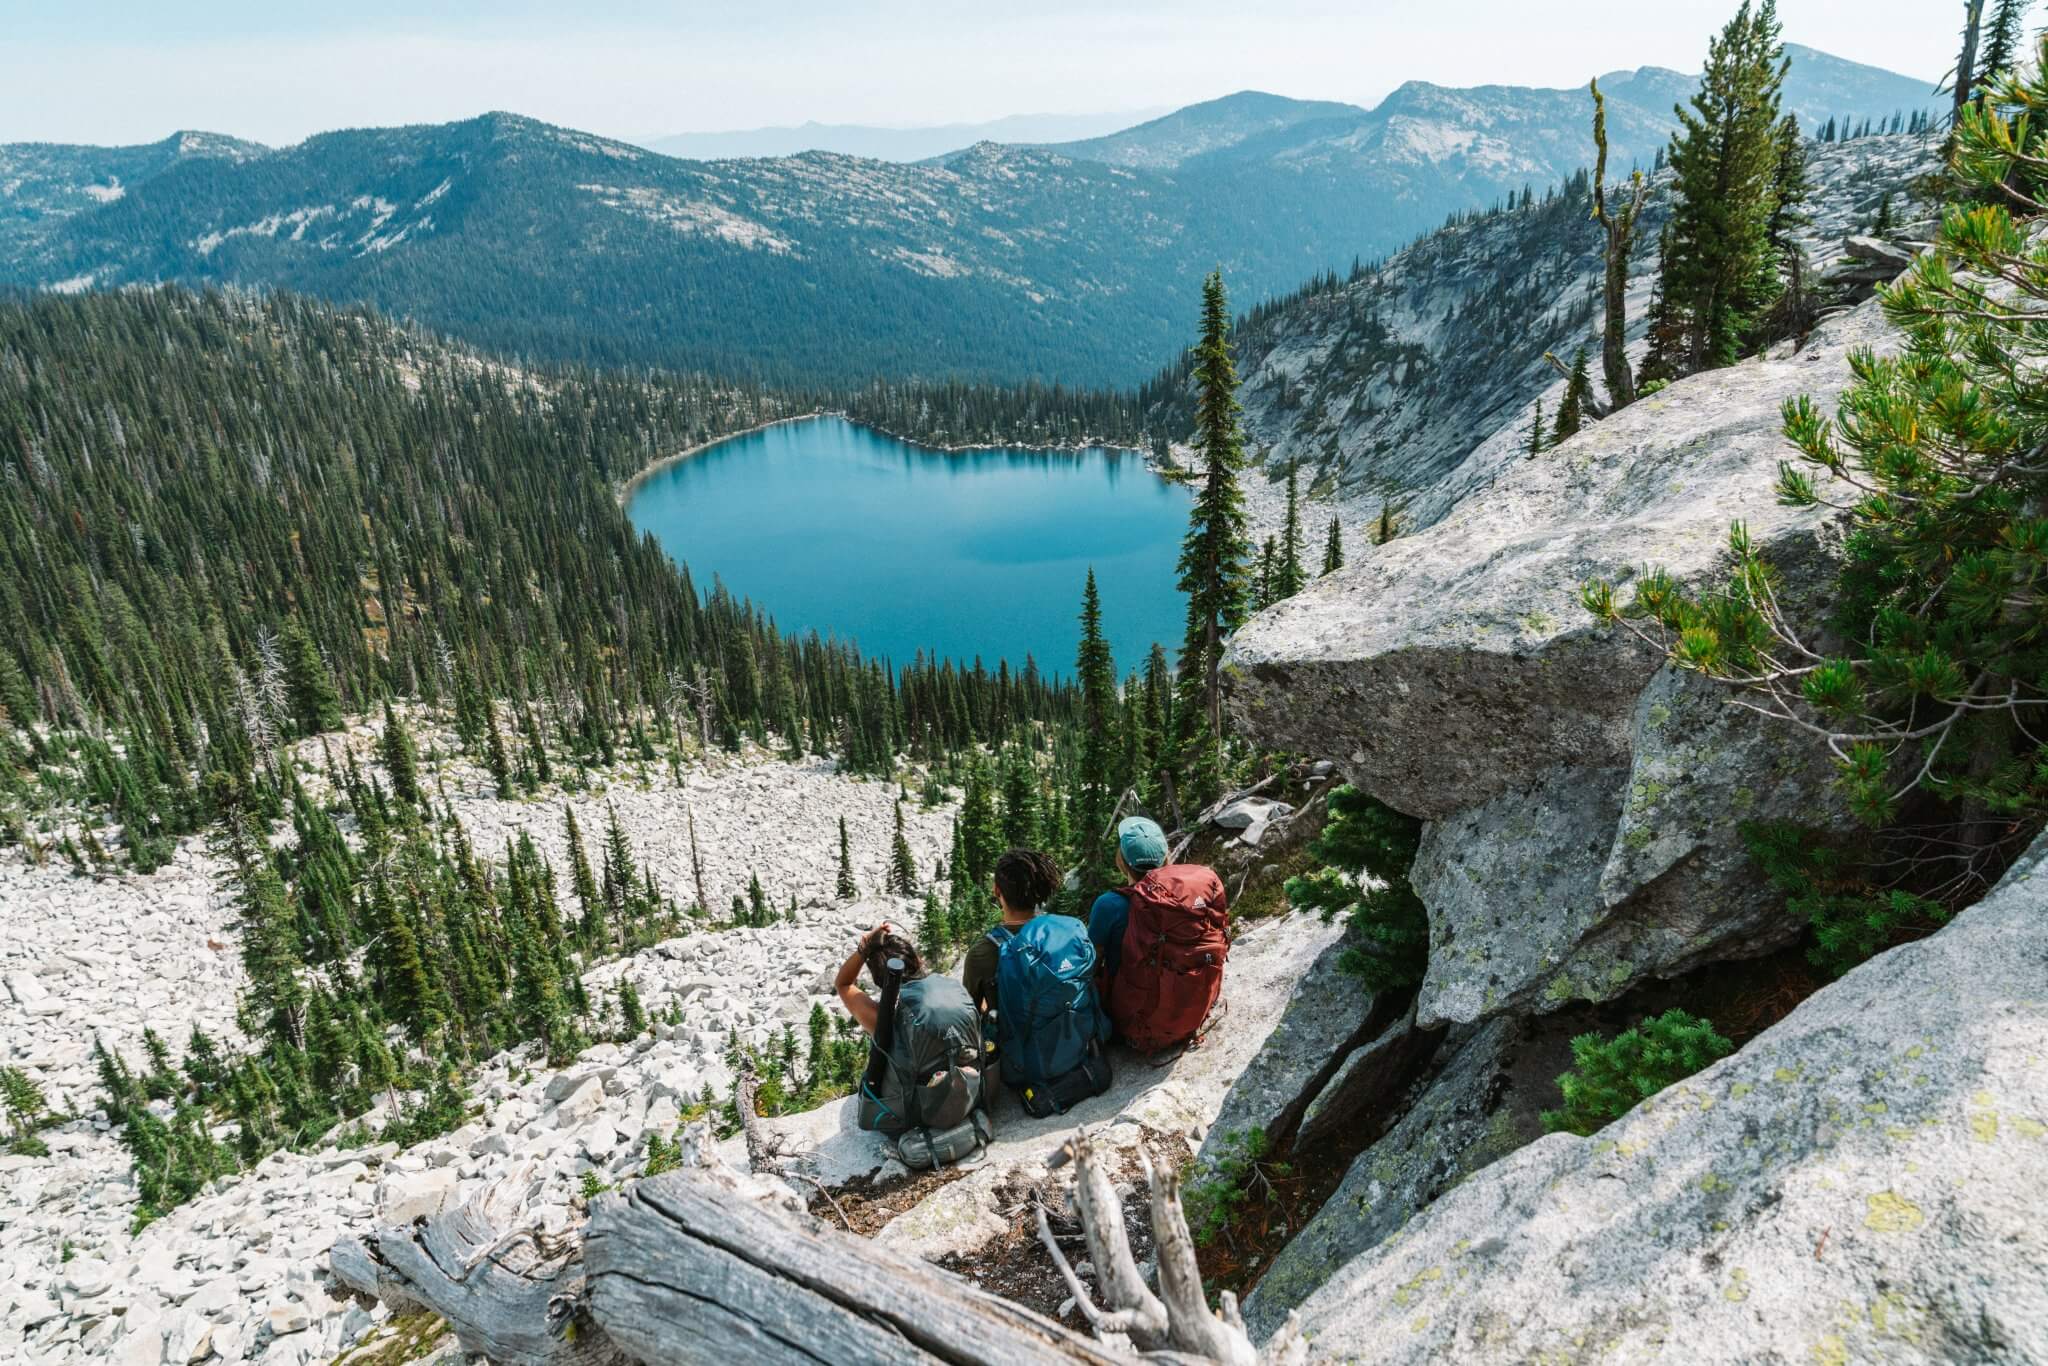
[965,848,1113,1118]
[834,920,989,1168]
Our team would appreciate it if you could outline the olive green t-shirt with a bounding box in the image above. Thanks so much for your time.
[961,932,1000,1013]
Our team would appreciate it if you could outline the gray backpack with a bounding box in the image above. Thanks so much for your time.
[857,975,986,1163]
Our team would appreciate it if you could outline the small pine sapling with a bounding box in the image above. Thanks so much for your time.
[1541,1009,1734,1137]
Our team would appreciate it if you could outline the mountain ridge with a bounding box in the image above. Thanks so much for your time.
[0,45,1941,386]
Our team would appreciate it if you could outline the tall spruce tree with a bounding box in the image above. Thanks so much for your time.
[1526,400,1547,455]
[999,745,1043,850]
[886,800,920,895]
[206,776,307,1050]
[1978,0,2027,91]
[380,702,422,807]
[563,806,603,944]
[835,815,858,900]
[1660,0,1792,373]
[280,616,343,736]
[1073,570,1118,880]
[1276,467,1307,600]
[1321,516,1345,576]
[1173,271,1253,810]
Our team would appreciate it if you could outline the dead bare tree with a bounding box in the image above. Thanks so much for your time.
[1033,1129,1305,1365]
[1590,76,1648,412]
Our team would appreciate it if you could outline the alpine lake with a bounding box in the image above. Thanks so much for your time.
[625,416,1191,675]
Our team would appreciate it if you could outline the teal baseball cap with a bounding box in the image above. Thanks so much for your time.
[1118,816,1168,871]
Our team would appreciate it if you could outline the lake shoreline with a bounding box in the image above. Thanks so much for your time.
[616,411,1155,506]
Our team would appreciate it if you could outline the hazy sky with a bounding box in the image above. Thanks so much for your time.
[3,0,1951,147]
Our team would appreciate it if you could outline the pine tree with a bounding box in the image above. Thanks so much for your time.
[617,978,647,1040]
[563,807,603,944]
[1979,0,2026,92]
[1254,536,1278,610]
[1637,221,1684,388]
[3,1065,49,1153]
[1873,192,1896,237]
[1553,346,1594,443]
[1284,785,1430,994]
[886,800,920,894]
[1541,1010,1734,1136]
[835,815,858,900]
[958,757,1001,900]
[485,705,514,800]
[918,890,949,961]
[1525,400,1547,455]
[380,701,422,807]
[1275,467,1307,600]
[600,803,636,940]
[279,616,343,735]
[206,778,307,1050]
[1371,503,1401,547]
[1660,0,1792,372]
[367,872,438,1040]
[999,745,1043,850]
[1320,515,1344,575]
[1174,270,1253,800]
[1073,570,1119,876]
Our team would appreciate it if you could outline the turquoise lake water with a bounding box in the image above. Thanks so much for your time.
[625,417,1190,676]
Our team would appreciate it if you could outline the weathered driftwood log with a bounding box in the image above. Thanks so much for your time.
[583,1171,1126,1365]
[329,1161,621,1366]
[1036,1131,1306,1366]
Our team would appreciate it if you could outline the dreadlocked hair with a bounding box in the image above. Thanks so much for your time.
[994,848,1062,912]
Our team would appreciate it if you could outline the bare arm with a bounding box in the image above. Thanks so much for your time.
[834,925,883,1035]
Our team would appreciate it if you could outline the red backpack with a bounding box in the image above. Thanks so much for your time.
[1108,865,1230,1053]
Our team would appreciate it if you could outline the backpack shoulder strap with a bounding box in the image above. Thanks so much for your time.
[986,925,1014,949]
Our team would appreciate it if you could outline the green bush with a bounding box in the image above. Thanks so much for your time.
[1542,1009,1734,1137]
[1285,785,1430,993]
[1183,1127,1289,1247]
[1742,822,1950,976]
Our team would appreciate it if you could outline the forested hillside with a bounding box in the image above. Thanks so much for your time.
[0,289,1156,868]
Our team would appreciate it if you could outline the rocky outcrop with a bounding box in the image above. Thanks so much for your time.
[1227,291,1891,1023]
[1241,1007,1588,1339]
[1285,833,2048,1362]
[1193,922,1396,1173]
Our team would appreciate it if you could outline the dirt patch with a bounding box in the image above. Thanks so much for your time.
[803,1162,973,1236]
[809,1131,1182,1331]
[934,1144,1162,1326]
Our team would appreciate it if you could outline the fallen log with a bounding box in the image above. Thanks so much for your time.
[584,1173,1125,1365]
[330,1162,619,1366]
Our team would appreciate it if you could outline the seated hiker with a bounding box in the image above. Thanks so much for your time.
[833,922,989,1168]
[1087,815,1169,994]
[1096,817,1230,1056]
[966,849,1113,1118]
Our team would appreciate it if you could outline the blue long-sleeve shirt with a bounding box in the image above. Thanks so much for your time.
[1088,889,1131,981]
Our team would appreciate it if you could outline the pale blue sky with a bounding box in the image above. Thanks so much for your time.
[1,0,1952,147]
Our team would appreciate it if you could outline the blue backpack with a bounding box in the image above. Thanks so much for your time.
[986,915,1109,1098]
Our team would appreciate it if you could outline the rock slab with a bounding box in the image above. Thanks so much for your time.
[1285,834,2048,1362]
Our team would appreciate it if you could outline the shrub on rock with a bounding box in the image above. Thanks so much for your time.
[1285,785,1429,994]
[1540,1008,1733,1137]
